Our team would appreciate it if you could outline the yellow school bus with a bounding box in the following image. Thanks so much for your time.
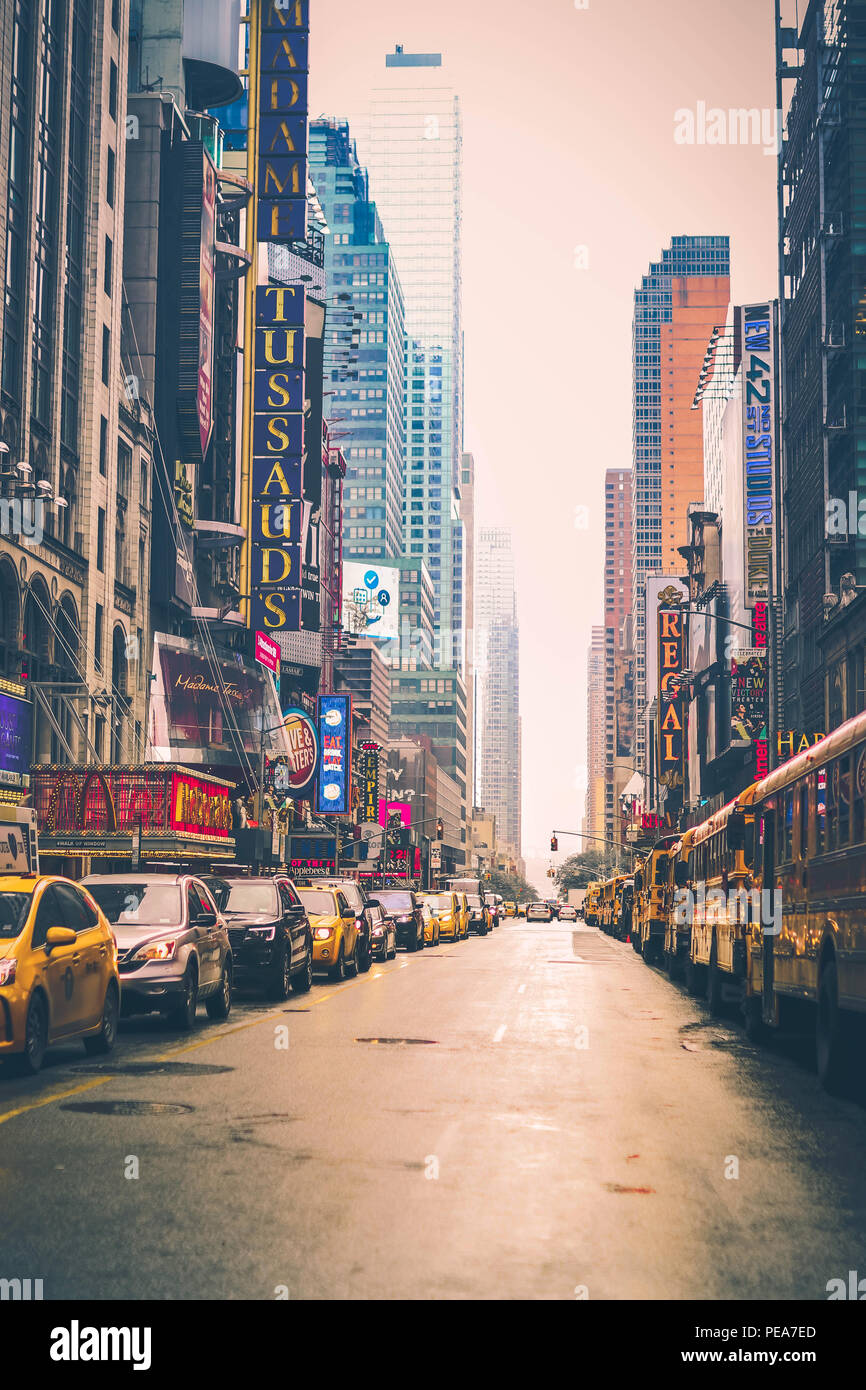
[738,706,866,1090]
[680,801,755,1011]
[598,877,616,933]
[661,830,694,978]
[584,882,601,926]
[633,836,680,965]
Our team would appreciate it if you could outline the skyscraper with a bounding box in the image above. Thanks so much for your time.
[475,527,521,855]
[631,236,731,771]
[365,47,464,670]
[584,626,606,852]
[309,118,405,563]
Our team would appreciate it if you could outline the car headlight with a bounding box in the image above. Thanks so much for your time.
[396,916,412,924]
[314,926,333,941]
[372,927,384,937]
[132,938,178,962]
[248,925,276,940]
[0,958,17,986]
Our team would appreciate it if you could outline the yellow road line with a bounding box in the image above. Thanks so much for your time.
[0,1076,112,1127]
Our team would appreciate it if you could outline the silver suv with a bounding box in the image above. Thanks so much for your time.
[82,873,232,1031]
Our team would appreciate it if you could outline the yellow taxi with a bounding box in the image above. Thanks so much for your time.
[296,886,359,982]
[0,875,120,1075]
[456,892,471,940]
[422,891,460,941]
[504,901,517,918]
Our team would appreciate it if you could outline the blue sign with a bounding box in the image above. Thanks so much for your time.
[316,694,351,816]
[250,286,305,635]
[0,691,31,784]
[257,0,309,247]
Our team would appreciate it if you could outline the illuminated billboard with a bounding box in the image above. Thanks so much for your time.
[657,588,686,790]
[741,303,776,606]
[316,694,351,815]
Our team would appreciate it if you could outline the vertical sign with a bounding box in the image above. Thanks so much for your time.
[258,0,309,246]
[316,694,351,815]
[741,304,775,606]
[251,285,305,632]
[361,743,379,822]
[657,593,686,789]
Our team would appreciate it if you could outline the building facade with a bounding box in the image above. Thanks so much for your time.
[0,0,152,790]
[631,236,731,773]
[474,525,520,855]
[309,117,405,564]
[365,47,464,671]
[603,469,633,846]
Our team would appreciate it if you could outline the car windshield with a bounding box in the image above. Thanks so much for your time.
[0,892,32,938]
[426,894,453,911]
[207,880,277,915]
[467,895,483,907]
[530,903,546,911]
[86,882,183,926]
[377,891,413,911]
[297,889,337,915]
[483,894,496,905]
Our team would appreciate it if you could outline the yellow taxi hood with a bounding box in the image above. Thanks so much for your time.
[306,912,341,931]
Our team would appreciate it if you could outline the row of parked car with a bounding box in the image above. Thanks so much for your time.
[0,868,507,1075]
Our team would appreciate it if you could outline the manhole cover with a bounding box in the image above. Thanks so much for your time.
[60,1100,194,1116]
[355,1037,438,1046]
[71,1063,232,1077]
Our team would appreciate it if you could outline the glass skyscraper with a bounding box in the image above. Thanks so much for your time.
[631,235,730,770]
[364,47,465,671]
[309,119,406,562]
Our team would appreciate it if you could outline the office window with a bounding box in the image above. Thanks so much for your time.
[97,508,105,570]
[94,603,104,674]
[109,60,117,120]
[104,235,112,295]
[99,416,107,475]
[101,325,110,384]
[106,146,115,206]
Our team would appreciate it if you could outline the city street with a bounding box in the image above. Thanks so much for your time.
[2,919,864,1302]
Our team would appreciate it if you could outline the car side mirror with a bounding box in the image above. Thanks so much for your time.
[195,910,217,928]
[45,926,77,950]
[365,898,380,909]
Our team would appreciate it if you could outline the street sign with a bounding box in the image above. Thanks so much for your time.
[254,630,281,676]
[431,844,441,870]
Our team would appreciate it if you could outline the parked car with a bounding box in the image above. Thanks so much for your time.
[0,875,120,1074]
[202,874,312,998]
[298,879,374,972]
[466,893,491,934]
[558,903,578,921]
[367,889,425,952]
[527,901,553,922]
[420,901,440,947]
[82,873,233,1030]
[421,891,460,941]
[295,885,360,979]
[367,901,397,961]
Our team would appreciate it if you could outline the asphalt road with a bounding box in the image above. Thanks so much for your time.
[1,919,865,1301]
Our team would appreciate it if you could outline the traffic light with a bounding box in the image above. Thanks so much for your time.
[550,834,558,852]
[436,817,444,840]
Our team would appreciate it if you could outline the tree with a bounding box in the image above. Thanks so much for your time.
[555,850,608,893]
[485,869,539,901]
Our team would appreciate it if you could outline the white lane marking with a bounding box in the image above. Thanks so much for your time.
[517,983,526,994]
[493,1024,507,1043]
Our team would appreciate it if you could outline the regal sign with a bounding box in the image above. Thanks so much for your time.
[657,588,686,789]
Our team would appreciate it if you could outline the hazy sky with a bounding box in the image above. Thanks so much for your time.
[311,0,785,889]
